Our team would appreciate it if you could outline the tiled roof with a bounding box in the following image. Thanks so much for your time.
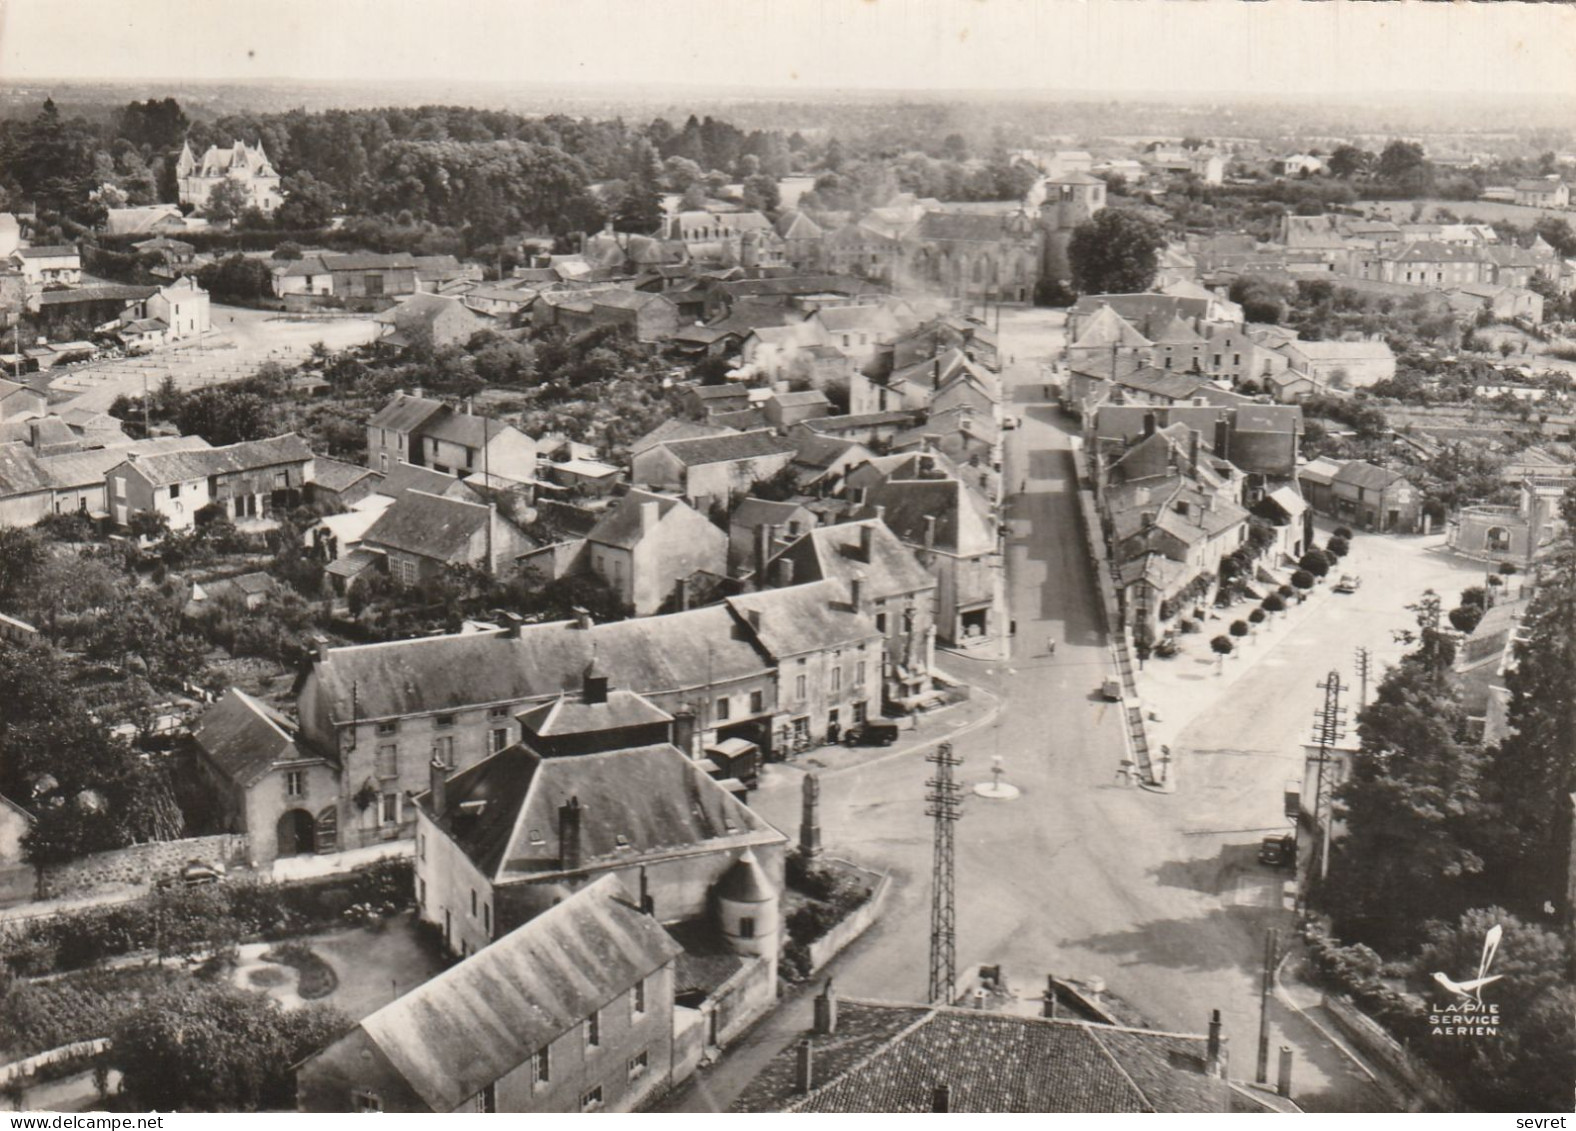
[36,435,210,492]
[418,411,524,450]
[360,490,491,562]
[738,1000,1226,1113]
[585,488,685,549]
[367,393,447,434]
[422,743,781,882]
[660,430,797,467]
[352,875,683,1112]
[518,688,673,737]
[322,252,417,271]
[117,434,311,486]
[1331,460,1406,491]
[308,603,771,724]
[193,688,325,787]
[725,579,882,659]
[310,456,379,495]
[774,518,936,597]
[1072,304,1152,349]
[377,462,472,501]
[803,411,920,433]
[862,478,995,557]
[629,418,737,457]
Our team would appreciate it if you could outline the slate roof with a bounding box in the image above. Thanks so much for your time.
[771,389,832,409]
[773,518,936,597]
[117,434,312,486]
[0,443,50,496]
[352,875,683,1112]
[730,496,815,531]
[360,490,491,562]
[1390,240,1483,264]
[862,478,995,557]
[737,1000,1226,1113]
[310,456,380,495]
[421,743,781,882]
[517,688,673,737]
[913,211,1026,242]
[802,411,920,434]
[35,284,156,307]
[34,436,210,492]
[419,411,522,450]
[1331,461,1407,491]
[192,688,325,787]
[725,579,882,659]
[585,488,686,549]
[629,418,738,457]
[660,430,797,467]
[322,252,417,272]
[367,393,447,434]
[308,604,771,724]
[376,462,472,501]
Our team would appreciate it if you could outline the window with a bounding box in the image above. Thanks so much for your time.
[381,792,400,824]
[169,483,181,500]
[580,1086,603,1112]
[856,661,867,686]
[853,701,868,724]
[490,728,509,753]
[375,746,398,779]
[435,714,455,729]
[396,558,419,586]
[284,770,305,798]
[376,720,399,736]
[875,612,888,633]
[739,916,756,938]
[750,690,765,714]
[418,877,426,906]
[586,1009,601,1048]
[488,705,510,719]
[831,666,842,692]
[632,976,647,1016]
[715,696,730,721]
[628,1050,650,1081]
[533,1047,551,1087]
[352,1091,382,1112]
[483,903,491,933]
[114,476,125,499]
[795,674,808,701]
[471,889,478,916]
[1233,354,1241,366]
[274,469,288,489]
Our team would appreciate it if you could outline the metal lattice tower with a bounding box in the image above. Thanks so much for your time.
[925,742,964,1004]
[1310,672,1348,884]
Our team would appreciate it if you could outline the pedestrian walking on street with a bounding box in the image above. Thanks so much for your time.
[1046,637,1057,656]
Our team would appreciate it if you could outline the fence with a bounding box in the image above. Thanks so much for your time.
[806,861,891,973]
[0,1039,109,1091]
[1322,994,1463,1112]
[37,833,250,901]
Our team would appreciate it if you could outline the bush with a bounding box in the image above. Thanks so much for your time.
[1263,594,1286,613]
[1499,561,1518,575]
[1278,584,1295,598]
[261,942,338,1000]
[1291,570,1315,590]
[1298,551,1331,578]
[1229,619,1249,637]
[1327,536,1350,559]
[1248,608,1266,624]
[1334,526,1353,540]
[1448,604,1484,634]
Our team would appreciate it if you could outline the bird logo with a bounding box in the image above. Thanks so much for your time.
[1431,924,1503,1004]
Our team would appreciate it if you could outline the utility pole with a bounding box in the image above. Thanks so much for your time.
[1353,646,1372,711]
[1256,927,1279,1084]
[1311,671,1349,886]
[925,742,964,1005]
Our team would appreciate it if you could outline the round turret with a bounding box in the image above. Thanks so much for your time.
[714,848,780,965]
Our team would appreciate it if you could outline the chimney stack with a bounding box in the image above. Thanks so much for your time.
[924,514,937,551]
[559,796,584,872]
[849,570,866,613]
[574,607,594,630]
[755,523,774,586]
[638,865,655,917]
[582,661,609,705]
[1188,428,1200,475]
[1042,976,1059,1019]
[499,611,524,639]
[671,709,696,756]
[429,757,449,817]
[1214,417,1230,460]
[1143,411,1157,437]
[795,1039,814,1094]
[1206,1010,1225,1077]
[813,979,838,1035]
[931,1085,950,1113]
[858,522,874,562]
[675,575,689,611]
[312,635,330,662]
[640,499,661,537]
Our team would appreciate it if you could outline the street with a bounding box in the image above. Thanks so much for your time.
[664,307,1475,1112]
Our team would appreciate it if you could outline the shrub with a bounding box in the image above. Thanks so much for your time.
[1278,584,1295,598]
[1229,619,1249,637]
[1263,594,1286,613]
[1248,608,1266,624]
[1499,561,1518,575]
[1448,604,1484,634]
[262,942,338,1000]
[1334,526,1353,540]
[1298,551,1331,578]
[1327,536,1350,559]
[1291,569,1315,590]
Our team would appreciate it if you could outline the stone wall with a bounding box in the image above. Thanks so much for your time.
[807,861,891,973]
[1322,993,1461,1112]
[38,834,250,900]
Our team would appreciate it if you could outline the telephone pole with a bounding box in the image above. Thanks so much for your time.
[1353,646,1372,711]
[1256,927,1279,1084]
[925,742,964,1005]
[1310,672,1348,885]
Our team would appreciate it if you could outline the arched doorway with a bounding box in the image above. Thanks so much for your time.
[277,809,316,857]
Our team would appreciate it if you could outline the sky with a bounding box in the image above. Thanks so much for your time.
[1,0,1574,99]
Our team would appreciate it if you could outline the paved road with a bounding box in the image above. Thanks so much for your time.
[667,308,1415,1112]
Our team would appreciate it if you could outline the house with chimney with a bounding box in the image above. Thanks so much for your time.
[763,518,936,702]
[415,738,786,959]
[631,430,798,514]
[106,433,315,530]
[581,489,727,615]
[727,497,817,576]
[9,246,81,288]
[358,490,534,587]
[364,391,537,483]
[297,874,687,1112]
[1298,458,1420,533]
[736,985,1252,1113]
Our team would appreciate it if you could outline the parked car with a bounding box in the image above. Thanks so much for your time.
[701,738,761,791]
[845,719,900,747]
[1003,414,1021,430]
[1335,574,1361,593]
[158,859,226,888]
[1258,834,1297,869]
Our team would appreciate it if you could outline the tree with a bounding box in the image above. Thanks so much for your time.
[1066,209,1165,296]
[741,172,780,213]
[1298,550,1331,579]
[115,98,189,152]
[1262,593,1286,614]
[1290,569,1315,590]
[612,140,664,234]
[1447,603,1484,634]
[1327,145,1373,180]
[175,385,272,446]
[1377,140,1427,182]
[1209,634,1234,669]
[202,177,252,223]
[1327,536,1350,559]
[275,171,335,230]
[1229,619,1249,639]
[112,982,349,1111]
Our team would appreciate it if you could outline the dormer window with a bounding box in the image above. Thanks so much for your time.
[528,828,545,845]
[616,834,631,849]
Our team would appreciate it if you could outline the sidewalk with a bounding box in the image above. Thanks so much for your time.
[1134,578,1339,758]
